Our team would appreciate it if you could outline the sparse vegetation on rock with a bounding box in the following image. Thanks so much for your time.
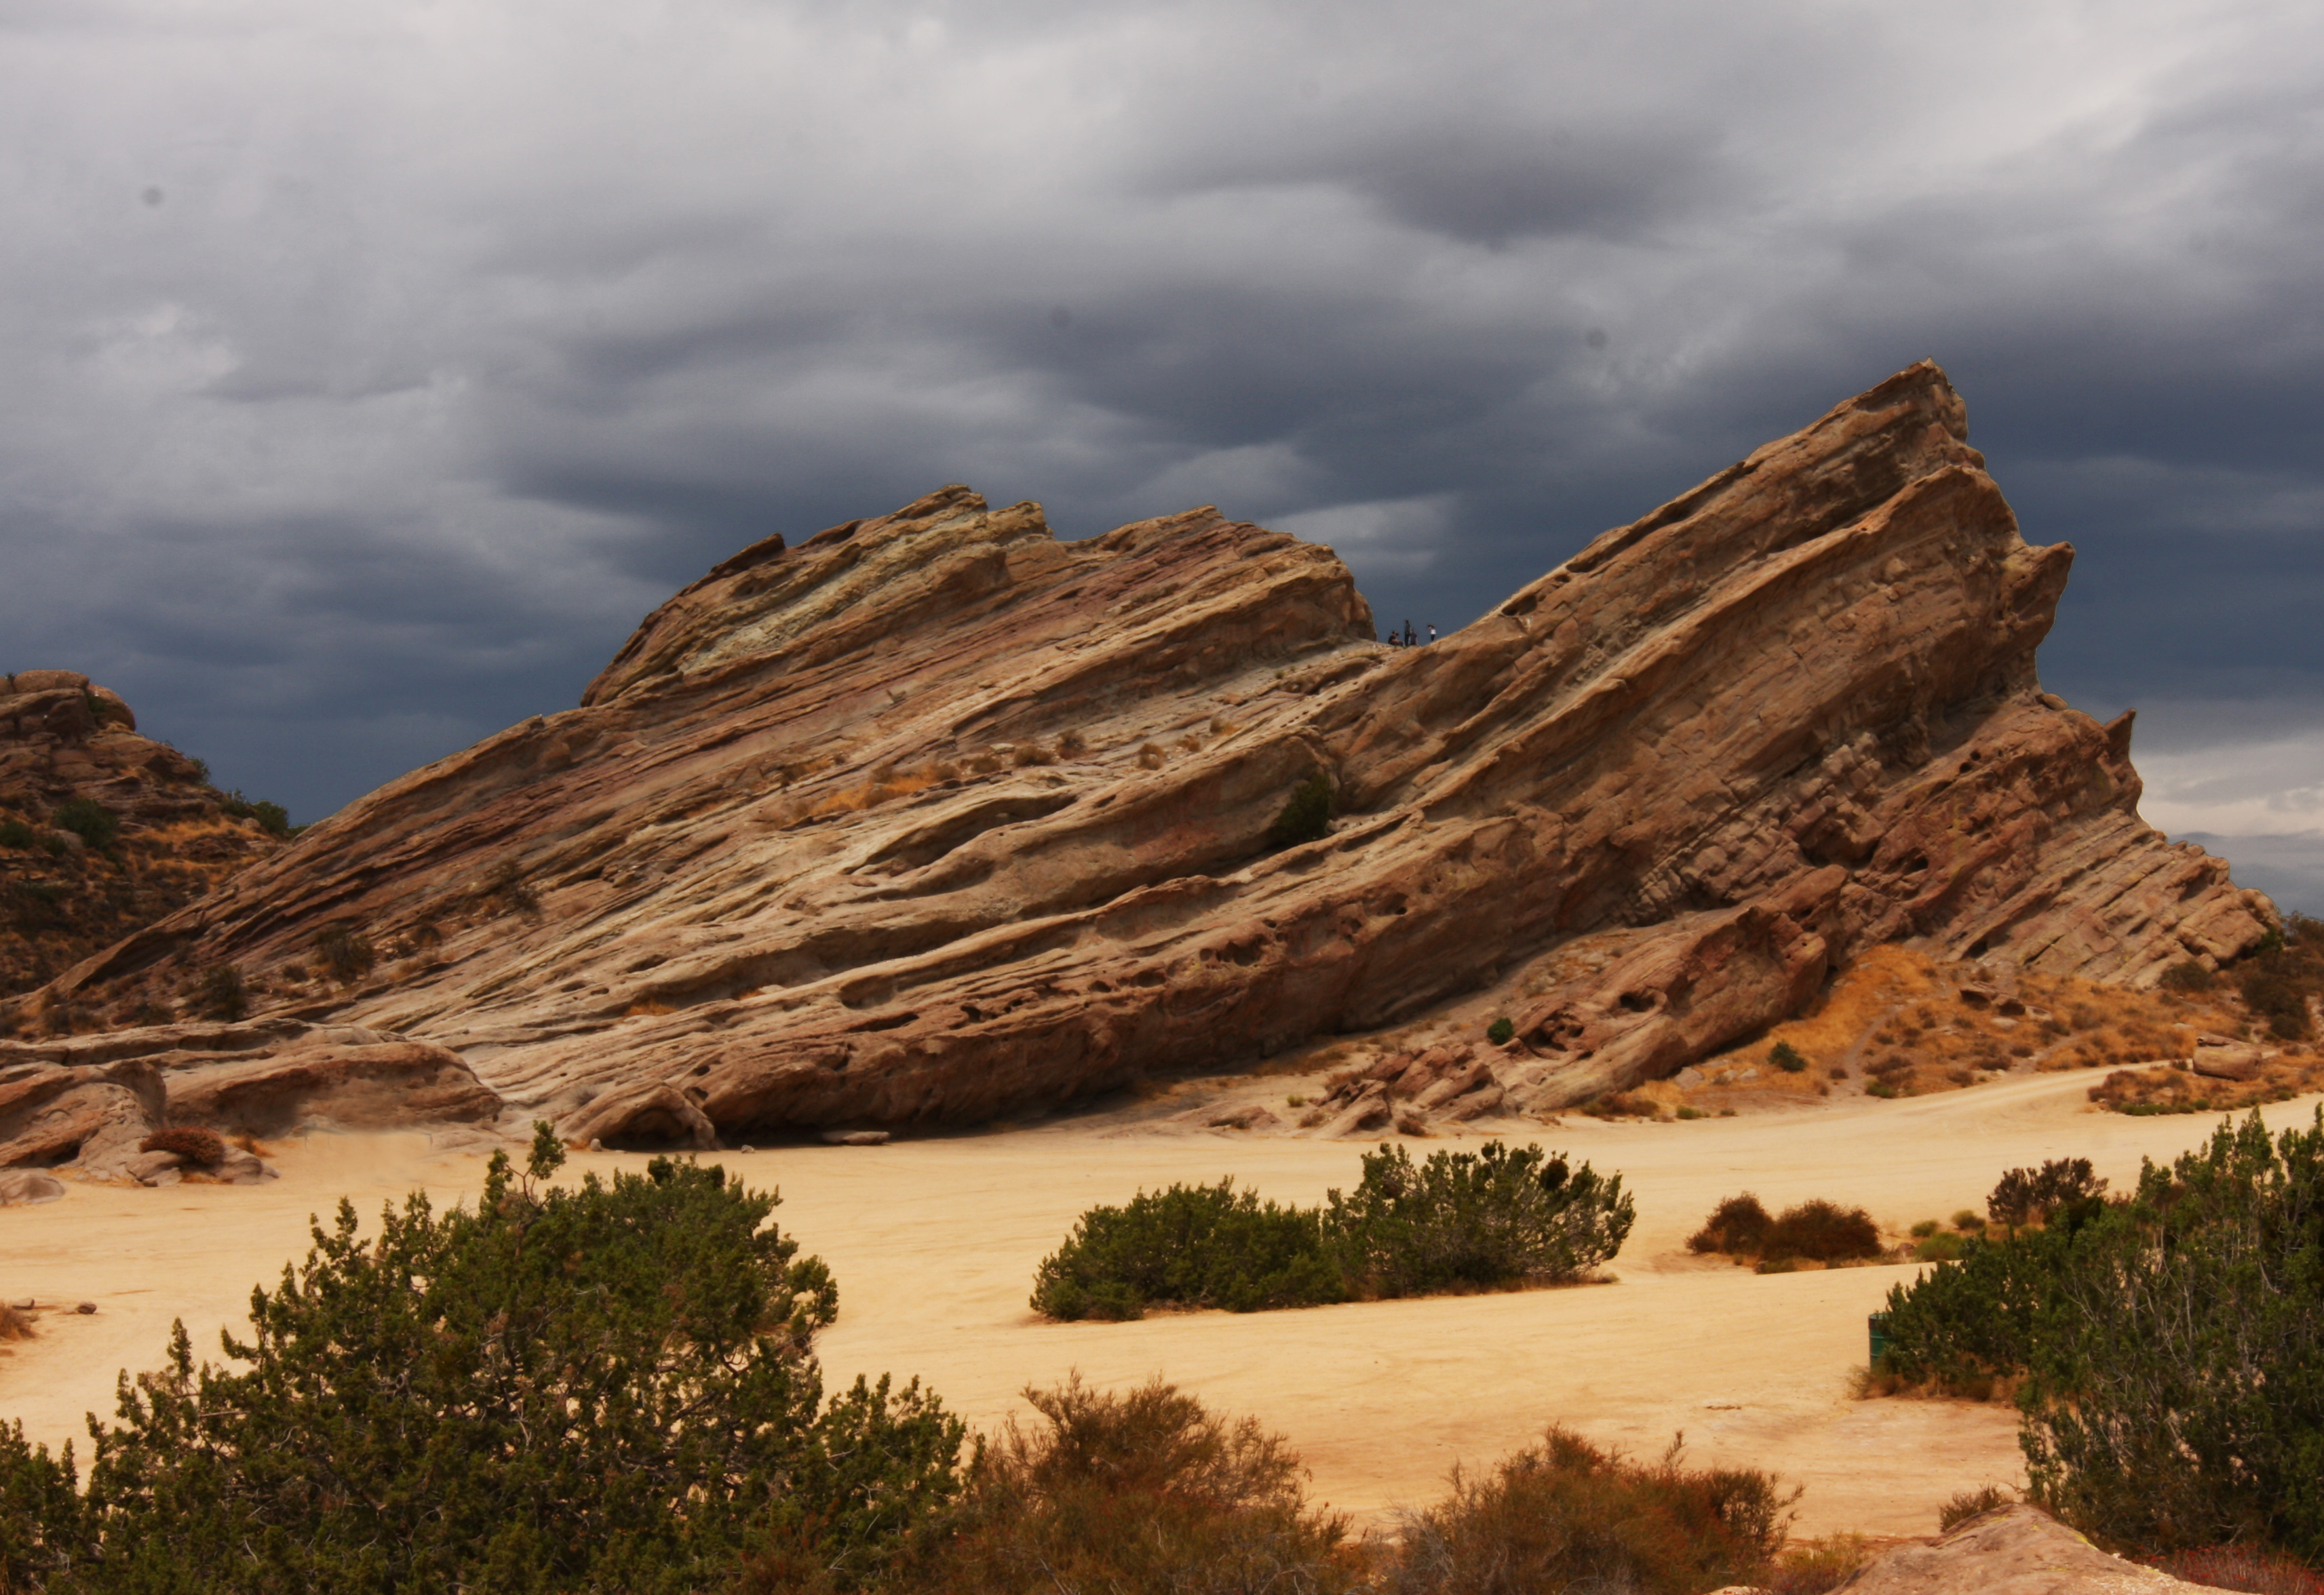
[1266,772,1333,849]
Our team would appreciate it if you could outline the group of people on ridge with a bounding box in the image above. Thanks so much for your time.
[1384,621,1435,647]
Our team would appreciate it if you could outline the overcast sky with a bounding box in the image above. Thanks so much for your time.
[5,1,2322,905]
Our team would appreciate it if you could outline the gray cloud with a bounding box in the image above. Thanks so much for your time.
[1,0,2319,850]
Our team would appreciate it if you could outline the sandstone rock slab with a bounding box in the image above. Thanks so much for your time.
[0,365,2277,1143]
[1836,1504,2237,1595]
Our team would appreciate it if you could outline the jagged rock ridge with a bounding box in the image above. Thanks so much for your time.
[0,363,2273,1155]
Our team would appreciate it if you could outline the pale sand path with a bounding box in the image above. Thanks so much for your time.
[5,1074,2316,1540]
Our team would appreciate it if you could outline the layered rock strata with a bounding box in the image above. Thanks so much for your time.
[0,363,2273,1154]
[0,672,288,1002]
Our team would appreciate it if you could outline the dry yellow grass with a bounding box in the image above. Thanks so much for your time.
[1673,947,2259,1113]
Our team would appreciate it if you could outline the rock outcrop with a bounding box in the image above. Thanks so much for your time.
[1827,1503,2237,1594]
[0,363,2274,1151]
[0,1021,501,1171]
[0,672,289,1005]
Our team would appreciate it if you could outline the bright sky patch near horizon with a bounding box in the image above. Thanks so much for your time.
[3,1,2321,903]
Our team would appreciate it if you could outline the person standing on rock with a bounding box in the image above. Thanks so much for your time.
[1427,623,1437,644]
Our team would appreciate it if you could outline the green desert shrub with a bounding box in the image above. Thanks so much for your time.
[50,798,117,851]
[1030,1143,1632,1320]
[1769,1040,1808,1073]
[0,817,36,850]
[0,1126,966,1594]
[1880,1111,2324,1560]
[1028,1179,1344,1321]
[2160,960,2218,993]
[1486,1016,1515,1046]
[192,962,247,1023]
[1383,1427,1795,1595]
[215,791,294,839]
[859,1375,1363,1595]
[1266,773,1333,848]
[1323,1141,1634,1299]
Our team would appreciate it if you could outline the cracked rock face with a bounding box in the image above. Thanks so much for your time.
[0,362,2272,1151]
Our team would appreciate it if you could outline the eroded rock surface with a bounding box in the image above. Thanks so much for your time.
[1832,1504,2236,1594]
[0,363,2273,1149]
[0,673,288,1004]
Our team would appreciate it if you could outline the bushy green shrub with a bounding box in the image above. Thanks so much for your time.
[1486,1016,1515,1046]
[1687,1194,1772,1255]
[1912,1231,1965,1263]
[855,1375,1363,1595]
[1324,1141,1634,1299]
[0,1126,966,1594]
[1770,1040,1808,1073]
[0,817,35,850]
[1266,773,1333,848]
[1881,1111,2324,1560]
[1031,1143,1633,1320]
[50,798,116,851]
[1028,1179,1344,1321]
[2159,960,2217,993]
[1383,1427,1795,1595]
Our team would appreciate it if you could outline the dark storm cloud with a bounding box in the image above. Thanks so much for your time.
[3,0,2321,890]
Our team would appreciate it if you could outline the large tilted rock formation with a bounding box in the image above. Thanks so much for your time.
[0,363,2274,1155]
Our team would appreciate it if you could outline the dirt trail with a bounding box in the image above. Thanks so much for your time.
[5,1078,2314,1539]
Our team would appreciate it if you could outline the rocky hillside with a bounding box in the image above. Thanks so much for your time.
[0,363,2276,1156]
[0,673,288,1008]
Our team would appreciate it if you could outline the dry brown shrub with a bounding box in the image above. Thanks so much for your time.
[140,1126,226,1166]
[0,1303,35,1341]
[1011,743,1058,768]
[967,751,1003,774]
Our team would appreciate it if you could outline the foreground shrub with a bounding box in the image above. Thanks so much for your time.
[1384,1427,1794,1595]
[1937,1483,2015,1529]
[1881,1110,2324,1560]
[313,924,376,985]
[1028,1179,1344,1321]
[0,1126,966,1594]
[864,1375,1363,1595]
[1030,1143,1633,1320]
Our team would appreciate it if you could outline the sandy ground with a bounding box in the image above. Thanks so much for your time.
[6,1074,2318,1541]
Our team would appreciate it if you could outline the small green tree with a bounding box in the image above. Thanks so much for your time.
[1486,1017,1515,1046]
[1768,1041,1807,1074]
[1266,774,1333,848]
[0,1125,967,1593]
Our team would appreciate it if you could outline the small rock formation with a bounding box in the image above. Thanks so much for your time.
[1829,1503,2238,1594]
[0,363,2276,1151]
[0,673,288,1006]
[0,1020,501,1173]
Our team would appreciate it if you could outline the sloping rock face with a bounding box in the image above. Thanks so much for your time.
[0,672,288,1006]
[0,363,2273,1149]
[1831,1503,2236,1594]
